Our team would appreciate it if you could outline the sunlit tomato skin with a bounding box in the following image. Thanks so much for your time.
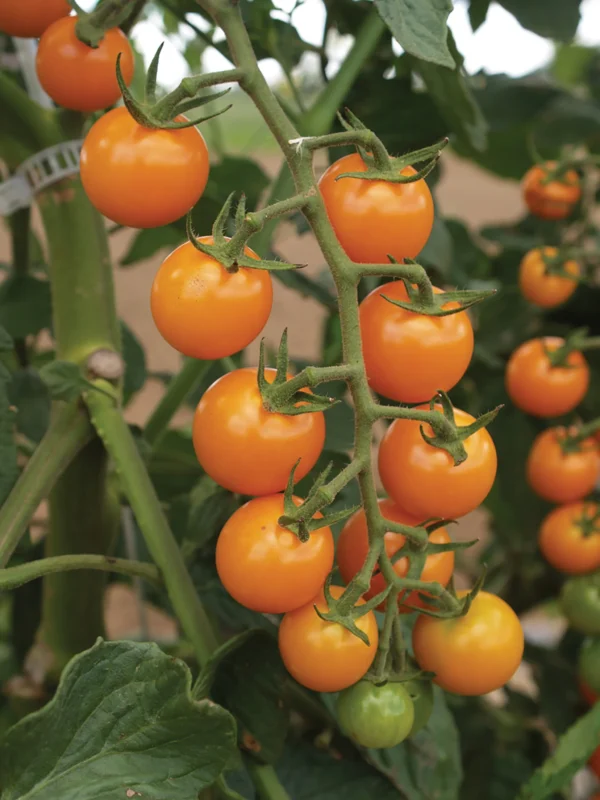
[337,681,414,749]
[216,494,333,614]
[36,17,134,112]
[561,574,600,636]
[505,337,589,418]
[518,247,580,308]
[278,585,378,692]
[359,282,473,403]
[336,498,454,611]
[378,406,497,520]
[526,427,599,504]
[590,746,600,779]
[151,237,272,359]
[579,637,600,694]
[580,679,598,706]
[412,591,524,696]
[522,162,581,220]
[404,679,434,736]
[318,154,433,264]
[538,503,600,575]
[0,0,70,38]
[80,107,209,229]
[193,368,325,496]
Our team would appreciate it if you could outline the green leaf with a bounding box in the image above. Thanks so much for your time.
[120,225,185,266]
[498,0,582,42]
[9,368,50,443]
[186,478,239,549]
[322,399,354,452]
[0,275,52,339]
[39,361,88,403]
[419,213,454,276]
[0,639,237,800]
[468,0,491,30]
[121,322,147,402]
[0,326,12,351]
[517,701,600,799]
[551,43,596,87]
[373,0,454,68]
[148,429,204,501]
[0,364,17,507]
[273,267,336,309]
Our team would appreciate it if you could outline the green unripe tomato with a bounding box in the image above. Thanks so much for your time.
[403,678,434,736]
[561,574,600,636]
[578,637,600,694]
[337,680,414,749]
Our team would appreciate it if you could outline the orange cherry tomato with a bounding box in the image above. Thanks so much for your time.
[336,498,454,611]
[539,502,600,575]
[359,282,473,403]
[151,237,272,359]
[580,679,599,706]
[278,585,379,692]
[518,247,580,308]
[318,154,433,264]
[0,0,70,38]
[590,746,600,778]
[36,17,134,112]
[505,337,589,418]
[378,405,497,520]
[412,590,524,696]
[527,427,599,504]
[193,367,325,496]
[80,107,209,229]
[522,162,581,220]
[216,494,334,614]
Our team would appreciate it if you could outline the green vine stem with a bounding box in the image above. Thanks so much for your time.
[245,761,291,800]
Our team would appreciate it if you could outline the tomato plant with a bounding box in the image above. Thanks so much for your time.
[518,247,581,308]
[403,678,434,735]
[539,503,600,575]
[337,681,415,748]
[526,427,599,504]
[0,0,71,38]
[561,574,600,636]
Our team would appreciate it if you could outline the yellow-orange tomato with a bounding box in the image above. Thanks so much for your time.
[527,427,599,504]
[378,406,497,520]
[36,17,134,112]
[278,585,378,692]
[336,498,454,611]
[216,494,334,614]
[506,337,589,418]
[359,282,473,403]
[151,237,272,359]
[522,162,581,220]
[539,503,600,575]
[80,107,209,229]
[318,154,433,264]
[0,0,70,38]
[193,368,325,496]
[518,247,580,308]
[412,591,524,695]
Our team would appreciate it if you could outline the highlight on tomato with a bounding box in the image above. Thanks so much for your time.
[36,17,134,112]
[518,247,581,308]
[0,0,71,39]
[522,161,581,220]
[318,153,433,264]
[378,405,497,520]
[215,494,334,614]
[337,680,415,749]
[412,590,524,696]
[192,367,325,496]
[526,427,600,504]
[151,237,272,359]
[336,498,454,611]
[80,107,210,229]
[538,502,600,575]
[278,585,378,693]
[359,281,474,403]
[505,337,589,418]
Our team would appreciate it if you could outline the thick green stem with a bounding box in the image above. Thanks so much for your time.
[245,762,291,800]
[0,402,92,567]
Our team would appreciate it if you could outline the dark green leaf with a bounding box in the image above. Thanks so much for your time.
[0,639,237,800]
[186,479,239,549]
[373,0,454,68]
[323,399,354,452]
[148,429,204,501]
[9,368,50,443]
[468,0,491,30]
[419,213,453,276]
[0,275,51,339]
[120,225,185,266]
[498,0,581,42]
[121,322,147,402]
[551,43,596,87]
[0,364,17,507]
[273,268,336,309]
[0,326,12,351]
[39,361,87,403]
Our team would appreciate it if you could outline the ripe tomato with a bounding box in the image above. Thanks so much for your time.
[522,162,581,220]
[561,574,600,636]
[337,681,414,749]
[278,585,378,692]
[590,746,600,778]
[505,337,589,418]
[336,498,454,611]
[36,17,134,112]
[518,247,580,308]
[526,427,599,504]
[538,503,600,575]
[80,107,209,229]
[412,590,524,696]
[378,406,497,520]
[318,154,433,264]
[359,281,473,403]
[193,368,325,496]
[579,637,600,694]
[403,679,434,735]
[0,0,70,38]
[215,494,334,614]
[580,679,598,706]
[151,237,272,359]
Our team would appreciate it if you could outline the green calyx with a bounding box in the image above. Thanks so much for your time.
[559,420,600,453]
[405,570,487,620]
[71,0,132,48]
[314,575,388,646]
[539,248,583,281]
[538,158,580,187]
[575,506,600,538]
[382,267,496,316]
[545,328,600,367]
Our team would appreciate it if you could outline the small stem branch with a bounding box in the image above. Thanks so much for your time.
[227,192,314,252]
[291,128,390,169]
[268,363,357,404]
[290,457,364,520]
[0,402,93,567]
[245,762,291,800]
[152,69,244,118]
[373,591,399,680]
